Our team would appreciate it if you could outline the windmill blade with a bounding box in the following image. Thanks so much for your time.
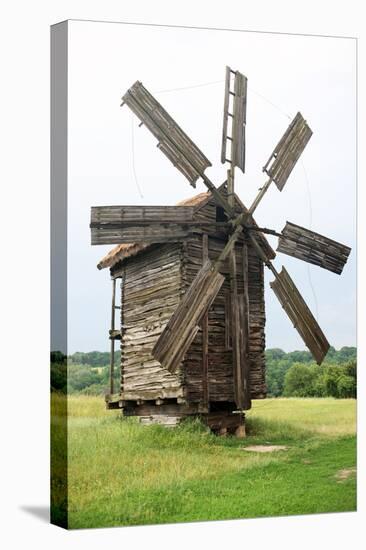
[152,259,225,372]
[221,66,248,172]
[90,205,230,245]
[122,81,212,188]
[277,221,351,275]
[153,225,243,372]
[263,112,312,191]
[270,266,330,365]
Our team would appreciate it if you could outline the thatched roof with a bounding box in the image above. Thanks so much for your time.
[97,189,275,270]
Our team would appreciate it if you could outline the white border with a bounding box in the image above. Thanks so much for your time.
[1,1,364,549]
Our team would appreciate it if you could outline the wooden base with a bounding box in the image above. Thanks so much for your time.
[106,396,246,436]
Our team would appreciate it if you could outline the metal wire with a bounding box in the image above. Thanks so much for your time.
[131,117,144,199]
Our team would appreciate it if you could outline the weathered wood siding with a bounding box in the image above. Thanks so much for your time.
[112,243,184,399]
[181,232,266,402]
[193,195,266,400]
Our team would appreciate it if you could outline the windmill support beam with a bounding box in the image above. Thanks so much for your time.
[241,242,252,410]
[227,167,244,410]
[109,278,116,396]
[230,250,245,409]
[201,234,209,409]
[248,177,273,215]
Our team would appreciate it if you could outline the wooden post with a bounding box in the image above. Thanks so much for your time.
[241,242,252,410]
[120,271,125,395]
[201,234,209,409]
[248,177,273,215]
[228,159,244,409]
[109,278,116,396]
[239,243,252,410]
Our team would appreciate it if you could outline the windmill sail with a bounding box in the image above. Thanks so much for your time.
[277,221,351,275]
[122,81,212,187]
[221,67,248,172]
[270,266,330,364]
[263,112,312,191]
[152,260,225,372]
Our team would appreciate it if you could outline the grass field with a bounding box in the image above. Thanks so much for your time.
[51,395,356,529]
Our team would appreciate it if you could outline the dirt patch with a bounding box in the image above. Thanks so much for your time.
[335,468,356,482]
[241,445,288,453]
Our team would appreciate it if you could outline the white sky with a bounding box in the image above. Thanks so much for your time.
[67,20,356,353]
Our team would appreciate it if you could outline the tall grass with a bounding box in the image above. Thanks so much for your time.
[51,395,356,528]
[247,397,356,436]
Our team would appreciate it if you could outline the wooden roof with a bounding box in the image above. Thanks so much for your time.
[97,189,275,270]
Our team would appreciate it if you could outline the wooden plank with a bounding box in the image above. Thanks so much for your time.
[240,242,252,409]
[201,234,209,407]
[109,278,116,395]
[225,291,231,349]
[232,71,247,172]
[120,269,125,394]
[238,295,251,410]
[120,387,184,401]
[91,205,195,223]
[230,250,244,408]
[91,205,193,245]
[221,66,231,164]
[91,225,191,245]
[277,221,351,274]
[153,259,225,372]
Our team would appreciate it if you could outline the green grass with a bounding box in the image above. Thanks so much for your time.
[51,395,356,528]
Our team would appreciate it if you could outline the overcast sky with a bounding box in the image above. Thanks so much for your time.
[67,20,356,354]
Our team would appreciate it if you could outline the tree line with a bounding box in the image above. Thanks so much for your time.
[266,347,356,398]
[51,347,356,398]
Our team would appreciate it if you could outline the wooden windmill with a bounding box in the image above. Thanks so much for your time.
[90,67,351,433]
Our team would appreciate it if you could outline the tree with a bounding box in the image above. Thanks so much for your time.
[283,363,318,397]
[50,351,66,364]
[51,362,67,392]
[337,375,356,398]
[323,365,341,397]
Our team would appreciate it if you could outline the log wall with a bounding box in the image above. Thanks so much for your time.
[181,234,266,402]
[112,243,184,400]
[183,193,266,401]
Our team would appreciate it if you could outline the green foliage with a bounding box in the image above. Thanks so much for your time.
[50,362,67,392]
[51,351,67,364]
[283,363,317,397]
[68,351,120,367]
[266,347,356,398]
[283,360,357,399]
[337,375,356,398]
[50,348,356,397]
